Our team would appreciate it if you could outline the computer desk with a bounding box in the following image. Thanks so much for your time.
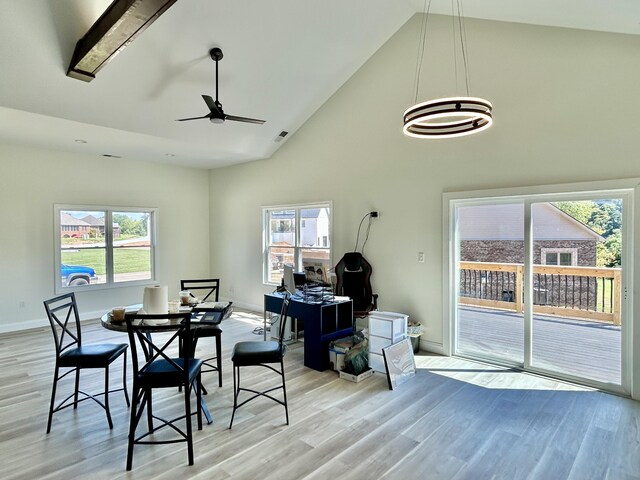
[264,293,353,371]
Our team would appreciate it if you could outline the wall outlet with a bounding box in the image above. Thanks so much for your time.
[418,252,425,263]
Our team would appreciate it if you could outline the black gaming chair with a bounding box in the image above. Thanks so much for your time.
[334,252,378,317]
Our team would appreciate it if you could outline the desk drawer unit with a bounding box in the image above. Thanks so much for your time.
[368,311,408,373]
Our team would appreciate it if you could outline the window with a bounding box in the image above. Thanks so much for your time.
[541,248,577,266]
[55,205,156,292]
[263,202,332,285]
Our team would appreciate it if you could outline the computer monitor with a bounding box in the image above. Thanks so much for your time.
[283,264,296,293]
[293,272,306,288]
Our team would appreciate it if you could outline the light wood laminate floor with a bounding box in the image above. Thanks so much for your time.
[0,309,638,479]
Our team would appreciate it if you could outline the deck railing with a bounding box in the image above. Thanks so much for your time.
[459,261,622,325]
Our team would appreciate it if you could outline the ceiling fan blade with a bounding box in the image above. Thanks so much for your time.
[202,95,221,115]
[178,50,263,126]
[176,114,209,122]
[225,114,266,125]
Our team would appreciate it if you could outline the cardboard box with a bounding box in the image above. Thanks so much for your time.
[329,349,346,372]
[339,368,374,383]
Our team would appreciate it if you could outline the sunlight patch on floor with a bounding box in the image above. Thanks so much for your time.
[413,353,590,392]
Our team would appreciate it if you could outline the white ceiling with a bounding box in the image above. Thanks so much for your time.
[1,0,639,169]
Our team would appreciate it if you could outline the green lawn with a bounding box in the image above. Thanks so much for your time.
[62,248,150,275]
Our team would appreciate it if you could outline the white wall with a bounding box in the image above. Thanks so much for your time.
[208,14,640,385]
[0,143,211,332]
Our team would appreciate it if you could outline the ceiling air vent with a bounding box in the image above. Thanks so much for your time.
[274,131,289,143]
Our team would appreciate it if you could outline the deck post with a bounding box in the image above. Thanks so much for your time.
[613,269,622,326]
[515,264,524,313]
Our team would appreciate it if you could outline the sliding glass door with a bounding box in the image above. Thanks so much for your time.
[456,202,524,365]
[452,190,628,392]
[530,199,623,385]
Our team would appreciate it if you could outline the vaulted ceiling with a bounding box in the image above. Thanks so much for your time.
[1,0,638,168]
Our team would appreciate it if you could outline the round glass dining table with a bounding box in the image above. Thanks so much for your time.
[99,301,233,425]
[100,302,233,332]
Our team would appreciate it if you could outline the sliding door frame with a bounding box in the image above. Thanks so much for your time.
[443,179,639,398]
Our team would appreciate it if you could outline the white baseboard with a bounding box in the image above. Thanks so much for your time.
[421,339,445,355]
[221,297,261,313]
[0,318,47,334]
[0,309,108,335]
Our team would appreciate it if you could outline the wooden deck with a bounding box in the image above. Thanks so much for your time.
[458,306,621,385]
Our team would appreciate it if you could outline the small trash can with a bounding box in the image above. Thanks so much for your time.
[407,322,422,354]
[409,335,421,353]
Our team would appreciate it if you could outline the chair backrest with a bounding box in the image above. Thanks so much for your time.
[44,292,82,358]
[276,295,291,346]
[334,252,373,312]
[125,312,193,384]
[180,279,220,302]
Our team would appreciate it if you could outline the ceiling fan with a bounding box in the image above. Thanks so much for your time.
[176,47,265,125]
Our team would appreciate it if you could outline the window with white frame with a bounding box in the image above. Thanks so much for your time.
[540,247,578,266]
[55,205,157,292]
[263,203,332,285]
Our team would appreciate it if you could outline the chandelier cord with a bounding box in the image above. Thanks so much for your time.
[414,0,432,104]
[457,0,471,96]
[452,1,458,97]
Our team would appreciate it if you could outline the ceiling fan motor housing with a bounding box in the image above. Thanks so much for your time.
[209,47,223,62]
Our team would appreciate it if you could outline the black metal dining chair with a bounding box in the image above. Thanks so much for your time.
[229,294,290,429]
[180,279,223,388]
[44,292,129,434]
[125,311,203,471]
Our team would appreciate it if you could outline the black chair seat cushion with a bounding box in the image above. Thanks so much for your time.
[232,341,285,366]
[353,306,374,317]
[58,343,128,368]
[137,358,204,388]
[193,324,222,339]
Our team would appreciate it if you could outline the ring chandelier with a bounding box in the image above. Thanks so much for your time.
[403,0,493,139]
[403,96,493,139]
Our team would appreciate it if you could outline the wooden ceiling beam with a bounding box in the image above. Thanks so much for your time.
[67,0,178,82]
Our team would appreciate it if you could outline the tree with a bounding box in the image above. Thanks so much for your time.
[554,200,594,226]
[597,229,621,267]
[113,214,134,235]
[113,214,148,237]
[553,200,622,267]
[590,200,621,237]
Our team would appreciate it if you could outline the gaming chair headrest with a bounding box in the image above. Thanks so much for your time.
[343,252,364,272]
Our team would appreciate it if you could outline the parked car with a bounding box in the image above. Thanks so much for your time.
[60,264,97,286]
